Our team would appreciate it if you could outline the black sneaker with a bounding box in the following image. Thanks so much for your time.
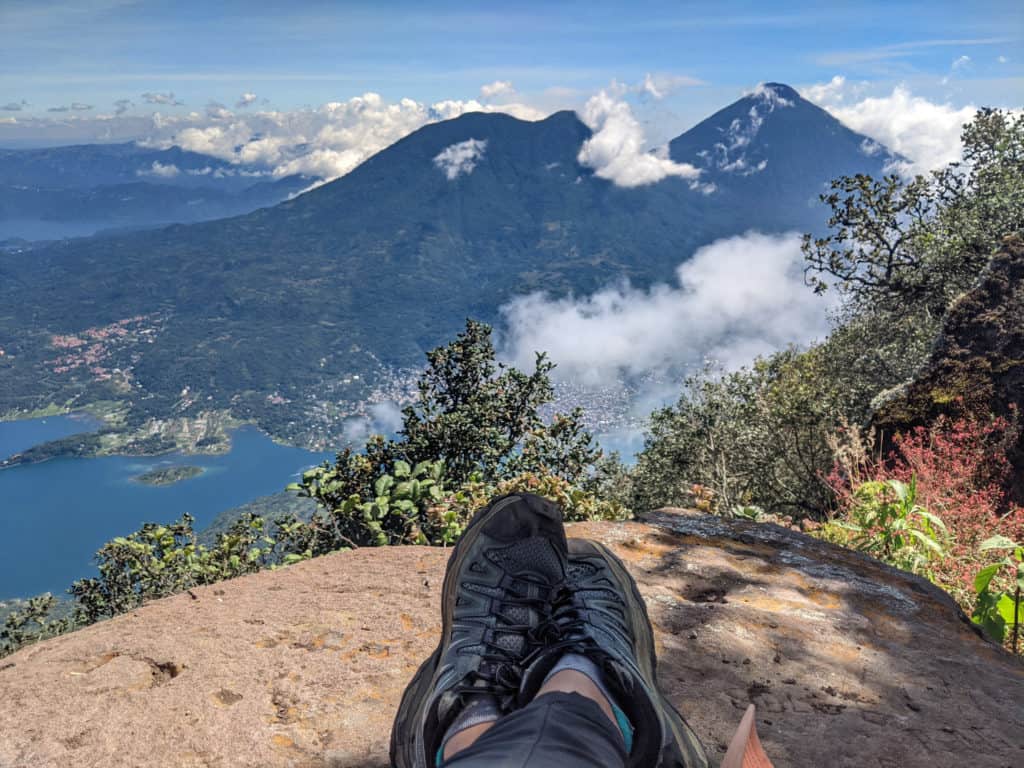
[520,538,709,768]
[390,493,568,768]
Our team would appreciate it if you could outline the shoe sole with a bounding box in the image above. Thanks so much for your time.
[577,540,709,768]
[390,494,559,768]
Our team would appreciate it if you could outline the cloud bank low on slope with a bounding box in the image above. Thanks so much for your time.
[500,231,834,385]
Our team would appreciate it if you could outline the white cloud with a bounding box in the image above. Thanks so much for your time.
[951,55,971,70]
[637,73,704,100]
[236,92,258,108]
[142,91,183,106]
[500,231,832,384]
[746,83,794,108]
[2,101,27,111]
[480,80,514,99]
[433,138,487,180]
[113,98,132,116]
[137,160,180,178]
[341,401,405,445]
[134,91,546,183]
[801,78,977,174]
[205,101,234,120]
[577,90,701,187]
[800,75,853,105]
[998,55,1009,64]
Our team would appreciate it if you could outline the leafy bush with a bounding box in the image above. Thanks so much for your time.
[439,471,630,526]
[816,478,947,577]
[802,108,1022,315]
[397,320,600,486]
[282,459,452,553]
[629,340,913,519]
[70,512,278,624]
[971,536,1023,653]
[818,411,1024,654]
[0,594,74,657]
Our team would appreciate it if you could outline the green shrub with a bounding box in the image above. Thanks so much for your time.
[442,471,630,526]
[282,459,452,552]
[0,594,74,657]
[70,512,277,624]
[814,478,947,578]
[971,535,1023,653]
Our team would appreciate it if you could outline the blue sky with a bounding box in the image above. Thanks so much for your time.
[3,0,1020,115]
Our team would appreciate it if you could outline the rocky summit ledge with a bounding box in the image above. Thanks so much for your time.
[1,510,1021,768]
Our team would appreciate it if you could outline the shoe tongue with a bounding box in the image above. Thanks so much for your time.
[486,537,564,582]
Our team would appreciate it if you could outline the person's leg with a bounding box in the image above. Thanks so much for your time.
[441,689,627,768]
[516,538,709,768]
[390,494,569,768]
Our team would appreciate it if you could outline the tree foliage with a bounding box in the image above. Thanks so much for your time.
[282,320,604,553]
[802,108,1023,315]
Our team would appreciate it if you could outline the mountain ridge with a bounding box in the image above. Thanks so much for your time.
[0,83,897,448]
[0,142,315,239]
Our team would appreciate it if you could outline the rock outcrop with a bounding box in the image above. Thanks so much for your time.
[874,234,1024,503]
[2,510,1022,768]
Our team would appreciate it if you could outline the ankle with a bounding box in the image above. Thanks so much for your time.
[441,720,494,762]
[536,668,617,727]
[535,653,634,754]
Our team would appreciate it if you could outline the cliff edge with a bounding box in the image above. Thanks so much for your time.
[1,510,1021,767]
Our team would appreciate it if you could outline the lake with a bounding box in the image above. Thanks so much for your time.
[0,414,642,601]
[0,416,331,600]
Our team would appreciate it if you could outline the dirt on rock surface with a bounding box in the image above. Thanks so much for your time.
[1,509,1021,768]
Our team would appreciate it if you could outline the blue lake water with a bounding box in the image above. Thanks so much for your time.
[0,416,331,600]
[0,414,642,601]
[0,412,100,458]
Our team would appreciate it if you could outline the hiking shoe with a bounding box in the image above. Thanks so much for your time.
[520,538,709,768]
[390,493,568,768]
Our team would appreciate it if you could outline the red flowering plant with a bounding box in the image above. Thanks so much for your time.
[819,405,1024,651]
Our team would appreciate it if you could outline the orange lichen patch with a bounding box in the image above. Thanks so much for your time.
[298,634,327,651]
[416,625,441,640]
[827,642,866,665]
[613,533,681,564]
[270,735,295,749]
[734,592,834,619]
[415,553,445,571]
[400,614,416,632]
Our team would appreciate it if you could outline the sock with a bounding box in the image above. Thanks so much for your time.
[542,653,634,754]
[436,695,501,767]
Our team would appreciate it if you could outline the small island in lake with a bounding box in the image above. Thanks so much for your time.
[133,465,205,486]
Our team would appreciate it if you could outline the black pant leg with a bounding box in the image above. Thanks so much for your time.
[441,691,628,768]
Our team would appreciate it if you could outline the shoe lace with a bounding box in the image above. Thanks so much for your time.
[526,584,592,656]
[452,580,553,702]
